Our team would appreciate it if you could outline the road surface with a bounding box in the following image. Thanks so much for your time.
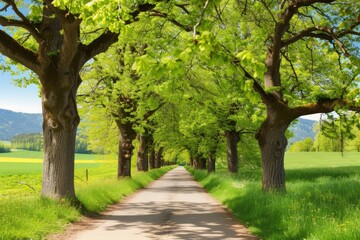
[54,166,257,240]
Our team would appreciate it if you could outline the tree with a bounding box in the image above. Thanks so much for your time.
[0,0,157,199]
[11,133,43,151]
[313,113,360,152]
[189,0,360,191]
[0,142,10,153]
[237,1,360,191]
[288,137,314,152]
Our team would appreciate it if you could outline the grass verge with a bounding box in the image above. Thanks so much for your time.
[0,166,174,240]
[187,165,360,240]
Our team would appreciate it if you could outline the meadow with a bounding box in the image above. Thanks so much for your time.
[0,150,174,239]
[189,152,360,240]
[2,151,360,239]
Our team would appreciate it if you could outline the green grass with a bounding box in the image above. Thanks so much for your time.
[0,198,80,240]
[0,164,174,239]
[285,152,360,169]
[0,150,102,160]
[188,152,360,240]
[0,162,100,176]
[0,150,105,178]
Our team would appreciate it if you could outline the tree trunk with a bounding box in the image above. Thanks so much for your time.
[41,72,80,200]
[117,129,136,178]
[148,135,155,169]
[189,153,194,167]
[256,113,291,192]
[193,155,206,169]
[149,148,156,169]
[155,147,163,168]
[208,154,216,173]
[137,133,149,172]
[225,129,239,173]
[115,95,137,178]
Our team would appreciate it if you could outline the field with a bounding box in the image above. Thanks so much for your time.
[0,150,111,197]
[2,151,360,239]
[285,152,360,169]
[0,150,174,239]
[0,150,103,176]
[189,152,360,240]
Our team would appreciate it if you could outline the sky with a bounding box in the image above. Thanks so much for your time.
[0,72,42,113]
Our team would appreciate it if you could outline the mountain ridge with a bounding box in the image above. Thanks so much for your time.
[0,108,317,144]
[0,108,42,141]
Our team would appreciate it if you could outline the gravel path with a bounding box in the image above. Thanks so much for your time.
[52,166,257,240]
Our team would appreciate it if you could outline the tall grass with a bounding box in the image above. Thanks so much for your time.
[187,154,360,240]
[0,198,79,240]
[0,165,174,239]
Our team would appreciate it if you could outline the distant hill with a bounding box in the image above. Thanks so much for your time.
[288,118,317,145]
[0,108,317,146]
[0,109,42,141]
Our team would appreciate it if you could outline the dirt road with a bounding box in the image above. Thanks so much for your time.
[56,166,257,240]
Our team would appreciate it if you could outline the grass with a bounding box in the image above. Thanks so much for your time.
[0,149,101,160]
[0,198,80,240]
[188,152,360,240]
[0,150,106,178]
[285,152,360,169]
[0,162,174,240]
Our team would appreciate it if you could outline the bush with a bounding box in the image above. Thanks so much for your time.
[0,142,10,153]
[288,137,314,152]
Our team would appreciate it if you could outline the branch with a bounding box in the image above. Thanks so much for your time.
[230,57,270,103]
[149,11,193,32]
[78,2,157,68]
[144,102,165,121]
[281,50,304,97]
[0,3,10,12]
[282,26,351,56]
[0,0,42,42]
[282,27,331,46]
[260,0,277,23]
[193,0,210,37]
[338,15,360,37]
[0,16,43,43]
[291,99,360,119]
[4,0,29,22]
[174,3,190,14]
[0,30,39,73]
[17,181,36,192]
[78,31,119,68]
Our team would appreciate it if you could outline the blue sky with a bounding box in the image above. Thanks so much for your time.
[0,71,41,113]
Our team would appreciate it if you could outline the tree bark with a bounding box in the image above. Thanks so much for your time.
[149,148,156,169]
[194,156,207,170]
[117,128,136,178]
[41,71,80,199]
[256,110,292,192]
[137,133,149,172]
[200,157,207,169]
[225,129,239,173]
[155,147,163,168]
[189,153,194,167]
[115,96,137,178]
[207,154,216,173]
